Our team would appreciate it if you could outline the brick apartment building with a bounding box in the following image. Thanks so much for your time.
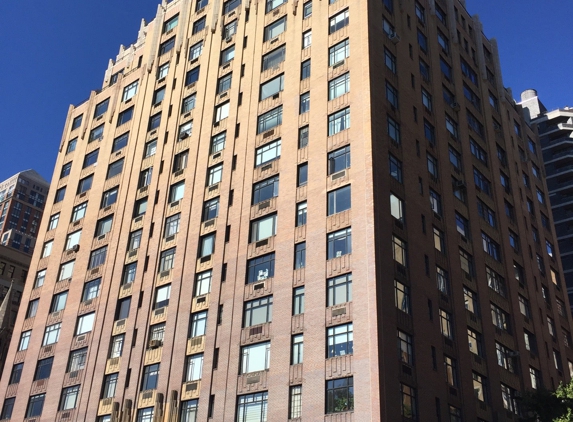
[0,0,572,421]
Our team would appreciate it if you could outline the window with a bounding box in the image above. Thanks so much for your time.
[395,280,410,313]
[174,150,189,173]
[327,273,352,306]
[194,271,212,297]
[326,377,354,413]
[152,87,166,106]
[491,303,510,332]
[95,215,113,237]
[257,106,282,133]
[328,107,350,136]
[164,214,180,238]
[202,198,219,221]
[26,299,39,319]
[128,229,143,251]
[71,114,83,130]
[250,214,277,243]
[439,309,453,339]
[76,312,95,336]
[109,336,124,359]
[417,29,428,52]
[482,232,501,261]
[245,251,275,283]
[328,73,350,101]
[60,162,72,178]
[473,168,491,195]
[263,17,286,41]
[181,94,196,115]
[223,20,237,38]
[188,41,203,61]
[429,189,441,215]
[392,235,407,266]
[387,116,400,144]
[260,74,284,101]
[296,202,307,227]
[41,240,53,258]
[207,164,223,186]
[137,408,154,422]
[9,363,23,385]
[220,45,235,65]
[159,248,176,272]
[252,176,279,204]
[237,393,268,422]
[436,266,449,294]
[397,330,413,365]
[18,330,31,351]
[294,242,306,269]
[34,269,46,288]
[329,39,349,65]
[89,246,107,269]
[244,296,273,327]
[117,107,133,126]
[328,185,351,215]
[89,124,104,142]
[210,132,226,154]
[464,287,478,314]
[444,356,458,386]
[157,62,169,79]
[291,334,304,364]
[134,198,148,217]
[329,9,349,33]
[159,37,175,55]
[496,342,515,373]
[301,59,311,80]
[293,286,305,315]
[328,146,351,176]
[190,311,208,338]
[43,323,61,346]
[102,373,118,399]
[241,342,270,373]
[192,16,206,34]
[94,98,110,118]
[302,30,312,48]
[83,278,101,301]
[141,364,160,391]
[461,59,478,86]
[440,58,452,80]
[77,175,93,194]
[384,48,396,73]
[106,158,124,180]
[385,81,399,108]
[303,1,312,17]
[388,154,403,182]
[289,386,302,419]
[477,199,496,227]
[148,113,161,131]
[262,45,286,71]
[296,163,308,187]
[327,323,353,357]
[66,138,77,154]
[185,354,203,382]
[83,149,98,167]
[255,139,281,167]
[143,140,157,158]
[328,228,352,259]
[50,291,68,313]
[501,383,518,414]
[58,260,75,281]
[427,154,438,178]
[26,394,45,418]
[169,182,185,203]
[299,92,310,113]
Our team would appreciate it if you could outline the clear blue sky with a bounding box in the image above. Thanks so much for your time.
[0,0,571,183]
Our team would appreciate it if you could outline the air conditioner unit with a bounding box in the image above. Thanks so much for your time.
[225,36,232,43]
[179,132,190,140]
[454,180,466,189]
[72,244,80,252]
[149,339,163,349]
[388,32,400,44]
[451,102,461,111]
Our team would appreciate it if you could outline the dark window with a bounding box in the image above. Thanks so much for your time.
[148,113,161,131]
[112,133,129,152]
[159,37,176,55]
[101,187,118,208]
[328,186,351,215]
[9,363,23,384]
[94,98,110,118]
[297,163,308,187]
[185,67,200,86]
[26,394,45,418]
[34,357,54,381]
[326,377,354,413]
[61,162,72,178]
[252,176,279,204]
[116,297,131,320]
[301,59,311,80]
[141,364,160,390]
[294,242,306,269]
[77,175,93,194]
[246,253,275,283]
[327,228,352,259]
[107,159,124,179]
[83,150,99,168]
[117,107,134,126]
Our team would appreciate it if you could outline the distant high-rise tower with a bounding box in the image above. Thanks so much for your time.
[1,0,572,421]
[521,90,573,313]
[0,170,48,379]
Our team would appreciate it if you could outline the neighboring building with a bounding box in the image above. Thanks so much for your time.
[0,245,28,380]
[0,171,48,380]
[1,1,573,421]
[521,90,573,312]
[0,170,49,255]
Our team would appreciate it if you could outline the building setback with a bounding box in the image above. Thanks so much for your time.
[520,90,573,314]
[1,0,573,421]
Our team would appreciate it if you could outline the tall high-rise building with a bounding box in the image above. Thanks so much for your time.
[1,0,572,421]
[520,90,573,314]
[0,170,48,379]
